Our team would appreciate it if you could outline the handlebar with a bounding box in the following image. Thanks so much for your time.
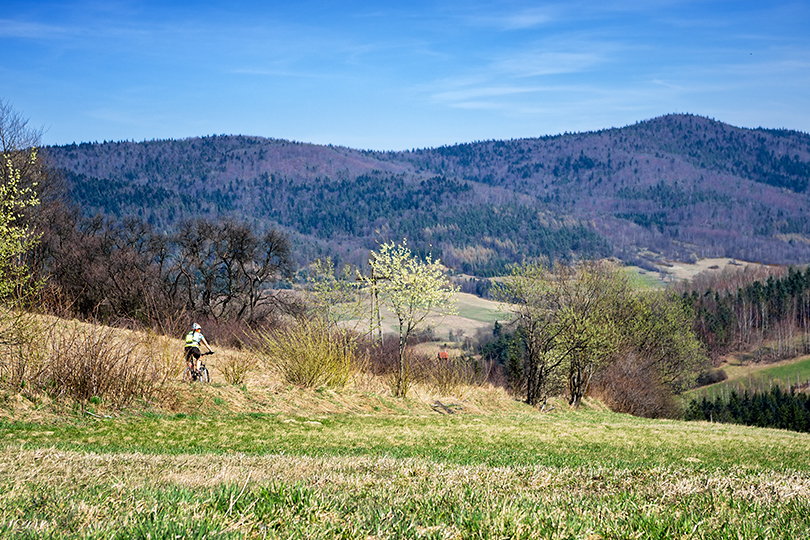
[203,351,215,356]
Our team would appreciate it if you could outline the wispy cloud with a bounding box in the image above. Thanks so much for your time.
[432,85,553,103]
[448,101,508,110]
[229,67,328,79]
[0,18,71,39]
[495,50,604,77]
[425,37,616,111]
[467,8,556,30]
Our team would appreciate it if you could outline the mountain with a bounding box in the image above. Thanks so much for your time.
[43,114,810,275]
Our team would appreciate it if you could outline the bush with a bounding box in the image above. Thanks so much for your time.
[356,338,399,376]
[591,354,681,418]
[696,368,728,387]
[43,321,173,408]
[412,353,490,394]
[253,318,354,389]
[358,338,496,395]
[217,352,257,385]
[0,309,45,391]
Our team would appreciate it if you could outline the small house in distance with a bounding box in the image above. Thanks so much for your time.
[437,351,449,361]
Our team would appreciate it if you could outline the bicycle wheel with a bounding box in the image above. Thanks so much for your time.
[182,366,194,383]
[199,366,210,383]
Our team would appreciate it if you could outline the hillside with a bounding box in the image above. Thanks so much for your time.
[44,114,810,275]
[2,319,809,539]
[687,354,810,400]
[2,315,808,536]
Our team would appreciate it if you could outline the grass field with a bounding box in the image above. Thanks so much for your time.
[4,267,809,538]
[686,355,810,400]
[621,266,667,289]
[2,404,809,538]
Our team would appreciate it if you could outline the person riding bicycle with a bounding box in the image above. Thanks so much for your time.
[184,323,213,373]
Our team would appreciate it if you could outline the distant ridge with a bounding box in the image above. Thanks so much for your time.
[44,114,810,275]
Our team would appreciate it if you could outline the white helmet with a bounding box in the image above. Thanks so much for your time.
[192,323,202,331]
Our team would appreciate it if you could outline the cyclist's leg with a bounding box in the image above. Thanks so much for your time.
[184,347,196,370]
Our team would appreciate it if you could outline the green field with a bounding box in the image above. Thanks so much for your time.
[3,407,809,538]
[687,356,810,400]
[622,266,667,289]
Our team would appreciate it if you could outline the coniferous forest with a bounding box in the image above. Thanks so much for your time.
[685,387,810,433]
[681,266,810,360]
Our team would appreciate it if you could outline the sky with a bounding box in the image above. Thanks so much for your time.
[1,0,809,150]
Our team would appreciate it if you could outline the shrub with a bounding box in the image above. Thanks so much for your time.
[357,338,400,376]
[696,368,728,387]
[217,352,257,385]
[0,309,46,391]
[43,321,173,408]
[412,353,490,394]
[253,318,354,389]
[591,354,681,418]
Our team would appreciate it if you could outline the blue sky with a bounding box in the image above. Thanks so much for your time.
[1,0,808,150]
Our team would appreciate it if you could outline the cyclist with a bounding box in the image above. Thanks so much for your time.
[184,323,214,375]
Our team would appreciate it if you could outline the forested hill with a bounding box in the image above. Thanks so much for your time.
[44,114,810,275]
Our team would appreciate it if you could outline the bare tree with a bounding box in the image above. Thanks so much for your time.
[169,219,296,322]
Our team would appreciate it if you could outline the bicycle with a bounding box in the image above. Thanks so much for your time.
[183,351,214,383]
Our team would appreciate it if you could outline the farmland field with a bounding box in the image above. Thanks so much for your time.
[2,404,808,538]
[342,291,511,341]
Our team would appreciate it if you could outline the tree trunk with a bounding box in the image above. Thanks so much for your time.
[396,323,408,397]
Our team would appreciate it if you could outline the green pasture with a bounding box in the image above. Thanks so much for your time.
[687,356,810,400]
[621,266,667,289]
[2,408,809,538]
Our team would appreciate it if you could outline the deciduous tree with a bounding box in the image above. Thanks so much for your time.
[367,240,457,397]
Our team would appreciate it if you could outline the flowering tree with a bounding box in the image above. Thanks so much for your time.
[0,149,39,302]
[367,240,457,397]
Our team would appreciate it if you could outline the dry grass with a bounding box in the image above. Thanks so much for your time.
[658,257,768,282]
[1,316,179,409]
[5,448,808,505]
[2,415,809,538]
[0,314,525,420]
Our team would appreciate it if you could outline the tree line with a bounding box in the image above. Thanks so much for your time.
[31,209,298,329]
[681,266,810,359]
[685,387,810,433]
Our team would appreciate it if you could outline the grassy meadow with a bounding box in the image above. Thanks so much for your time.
[2,270,810,538]
[686,355,810,400]
[2,394,810,538]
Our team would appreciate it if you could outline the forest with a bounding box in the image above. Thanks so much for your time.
[680,266,810,360]
[685,387,810,433]
[43,113,810,275]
